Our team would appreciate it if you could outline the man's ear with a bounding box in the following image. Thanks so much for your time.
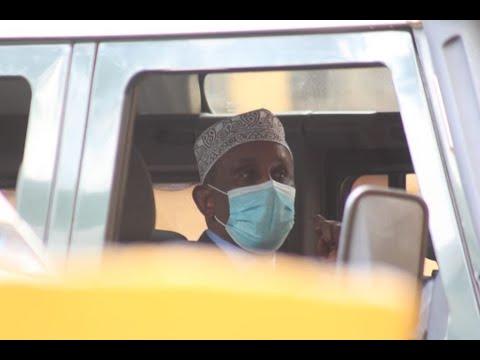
[192,184,215,218]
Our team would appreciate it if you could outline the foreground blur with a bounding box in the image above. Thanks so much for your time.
[0,243,419,339]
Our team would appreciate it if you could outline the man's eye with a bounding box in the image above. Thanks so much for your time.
[240,171,252,180]
[273,169,287,181]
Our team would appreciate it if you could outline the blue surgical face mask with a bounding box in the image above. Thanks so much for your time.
[208,180,296,254]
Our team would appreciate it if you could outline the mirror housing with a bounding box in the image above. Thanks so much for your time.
[337,185,428,281]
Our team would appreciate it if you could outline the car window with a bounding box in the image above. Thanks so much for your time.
[114,65,416,258]
[0,44,71,244]
[352,173,419,194]
[0,77,30,210]
[205,67,399,114]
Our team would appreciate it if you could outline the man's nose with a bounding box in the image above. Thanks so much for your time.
[258,169,273,184]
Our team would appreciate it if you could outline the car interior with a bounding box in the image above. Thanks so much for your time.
[119,68,437,267]
[0,67,438,274]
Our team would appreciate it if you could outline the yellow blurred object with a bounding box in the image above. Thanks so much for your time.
[0,244,419,339]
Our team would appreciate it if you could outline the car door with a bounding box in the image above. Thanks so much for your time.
[418,20,480,339]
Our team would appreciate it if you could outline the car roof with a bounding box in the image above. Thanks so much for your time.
[0,20,420,40]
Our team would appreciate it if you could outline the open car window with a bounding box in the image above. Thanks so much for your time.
[205,67,399,114]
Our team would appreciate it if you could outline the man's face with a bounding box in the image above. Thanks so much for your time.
[211,141,294,191]
[195,141,294,242]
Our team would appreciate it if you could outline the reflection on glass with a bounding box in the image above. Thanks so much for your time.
[205,67,399,114]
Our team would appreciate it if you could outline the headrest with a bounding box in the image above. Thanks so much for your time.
[151,229,187,242]
[117,147,156,243]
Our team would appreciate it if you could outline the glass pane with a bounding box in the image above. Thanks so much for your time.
[0,77,47,276]
[153,183,206,240]
[0,77,31,208]
[406,173,420,194]
[352,175,388,191]
[352,174,420,195]
[0,77,31,115]
[205,67,399,114]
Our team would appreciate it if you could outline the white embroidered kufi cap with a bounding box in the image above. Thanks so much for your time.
[194,108,291,183]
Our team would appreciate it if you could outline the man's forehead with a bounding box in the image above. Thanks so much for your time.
[223,141,292,162]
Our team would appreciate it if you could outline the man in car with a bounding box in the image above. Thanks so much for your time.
[192,108,338,262]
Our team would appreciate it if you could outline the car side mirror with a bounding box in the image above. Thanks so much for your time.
[336,185,429,282]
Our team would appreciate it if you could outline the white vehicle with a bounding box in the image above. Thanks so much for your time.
[0,20,479,339]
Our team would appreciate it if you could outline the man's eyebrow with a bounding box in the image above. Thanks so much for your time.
[234,157,258,165]
[234,155,289,167]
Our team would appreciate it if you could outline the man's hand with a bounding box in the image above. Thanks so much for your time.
[313,214,341,261]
